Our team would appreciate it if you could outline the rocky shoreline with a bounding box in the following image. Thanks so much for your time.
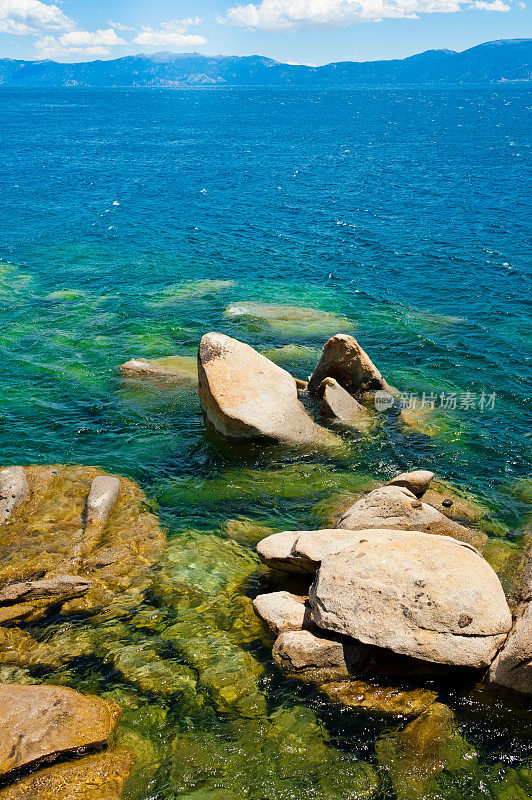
[0,330,529,799]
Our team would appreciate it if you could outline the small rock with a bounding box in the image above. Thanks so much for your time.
[0,684,120,780]
[253,591,313,634]
[310,530,512,668]
[0,467,28,525]
[272,629,365,683]
[337,485,487,549]
[86,476,120,525]
[308,334,393,397]
[318,377,375,433]
[387,470,435,498]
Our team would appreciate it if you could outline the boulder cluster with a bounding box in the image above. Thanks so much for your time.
[254,469,530,709]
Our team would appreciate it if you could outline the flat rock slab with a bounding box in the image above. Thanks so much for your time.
[198,332,340,449]
[310,530,512,668]
[0,747,135,800]
[337,485,487,549]
[0,576,91,605]
[0,684,120,780]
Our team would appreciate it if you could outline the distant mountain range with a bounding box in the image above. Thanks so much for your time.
[0,39,530,88]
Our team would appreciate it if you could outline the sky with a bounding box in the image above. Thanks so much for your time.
[0,0,530,65]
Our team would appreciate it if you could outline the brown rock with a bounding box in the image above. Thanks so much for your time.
[320,681,437,718]
[387,470,435,498]
[337,485,487,549]
[310,530,512,668]
[0,576,92,606]
[0,747,135,800]
[318,377,375,433]
[0,468,28,525]
[253,592,313,634]
[308,334,392,397]
[0,684,120,781]
[197,333,340,449]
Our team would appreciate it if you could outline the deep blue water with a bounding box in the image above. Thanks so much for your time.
[0,87,531,799]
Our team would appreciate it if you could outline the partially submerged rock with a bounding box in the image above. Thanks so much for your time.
[490,537,532,694]
[318,377,375,433]
[0,467,28,525]
[0,684,120,780]
[272,629,364,683]
[310,530,512,667]
[119,355,198,387]
[387,470,435,498]
[337,484,487,549]
[308,334,392,397]
[253,591,312,634]
[197,332,340,449]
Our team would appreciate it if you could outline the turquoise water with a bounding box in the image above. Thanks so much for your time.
[0,87,531,798]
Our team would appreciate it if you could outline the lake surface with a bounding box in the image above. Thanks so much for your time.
[0,87,531,799]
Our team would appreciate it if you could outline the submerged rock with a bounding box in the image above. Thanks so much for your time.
[197,332,340,449]
[0,575,91,606]
[0,464,165,624]
[0,747,135,800]
[318,377,375,433]
[0,684,120,780]
[387,469,435,498]
[376,702,476,799]
[308,334,393,397]
[224,301,353,336]
[310,530,512,668]
[119,355,198,387]
[320,681,437,718]
[337,484,487,549]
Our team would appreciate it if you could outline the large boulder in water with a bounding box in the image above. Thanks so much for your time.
[336,484,487,549]
[309,530,512,668]
[308,334,393,397]
[197,332,340,449]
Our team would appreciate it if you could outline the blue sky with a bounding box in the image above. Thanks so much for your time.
[0,0,530,64]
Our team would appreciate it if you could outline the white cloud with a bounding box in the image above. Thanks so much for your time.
[470,0,510,8]
[108,20,135,31]
[35,28,125,59]
[222,0,510,30]
[0,0,74,35]
[133,18,206,47]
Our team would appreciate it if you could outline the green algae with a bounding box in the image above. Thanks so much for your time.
[145,280,236,307]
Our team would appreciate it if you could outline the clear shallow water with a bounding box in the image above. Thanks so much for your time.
[0,87,531,799]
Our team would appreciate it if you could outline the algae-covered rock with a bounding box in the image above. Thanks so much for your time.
[320,681,437,718]
[376,703,477,800]
[146,279,235,307]
[0,747,135,800]
[222,517,278,546]
[0,465,165,621]
[171,705,380,800]
[0,683,120,780]
[105,643,198,700]
[224,301,353,336]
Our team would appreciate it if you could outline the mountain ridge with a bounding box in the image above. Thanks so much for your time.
[0,39,530,87]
